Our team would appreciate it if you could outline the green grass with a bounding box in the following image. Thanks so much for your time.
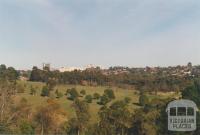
[14,81,177,124]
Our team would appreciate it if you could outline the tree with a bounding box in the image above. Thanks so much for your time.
[93,93,100,100]
[34,102,63,135]
[46,78,57,91]
[130,109,159,135]
[85,95,93,103]
[139,94,149,106]
[109,100,132,135]
[0,96,32,134]
[0,65,18,82]
[182,79,200,106]
[67,99,90,135]
[0,64,6,72]
[5,97,32,129]
[98,95,110,105]
[97,100,132,135]
[30,66,42,81]
[0,65,6,80]
[183,81,200,134]
[64,118,79,135]
[96,106,115,135]
[98,89,115,105]
[41,86,49,97]
[6,67,18,82]
[104,89,115,100]
[80,90,86,95]
[66,88,79,100]
[124,97,131,104]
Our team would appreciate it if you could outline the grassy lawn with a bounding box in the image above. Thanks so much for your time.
[14,81,177,124]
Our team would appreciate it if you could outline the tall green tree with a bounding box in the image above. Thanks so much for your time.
[97,100,132,135]
[66,99,90,135]
[182,79,200,106]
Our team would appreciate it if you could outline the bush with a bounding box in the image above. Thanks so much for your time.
[85,95,93,103]
[66,88,79,100]
[93,93,100,100]
[80,90,86,95]
[104,89,115,100]
[124,97,131,104]
[98,95,110,105]
[41,86,49,97]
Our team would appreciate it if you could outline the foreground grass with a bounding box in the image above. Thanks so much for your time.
[14,81,177,124]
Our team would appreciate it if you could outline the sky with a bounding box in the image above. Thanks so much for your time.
[0,0,200,70]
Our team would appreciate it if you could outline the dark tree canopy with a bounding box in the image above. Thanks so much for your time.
[182,79,200,106]
[66,88,79,101]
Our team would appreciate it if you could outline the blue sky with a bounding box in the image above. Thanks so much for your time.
[0,0,200,69]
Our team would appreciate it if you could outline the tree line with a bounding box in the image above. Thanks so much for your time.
[29,66,195,93]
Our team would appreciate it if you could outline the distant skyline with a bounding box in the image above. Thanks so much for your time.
[0,0,200,70]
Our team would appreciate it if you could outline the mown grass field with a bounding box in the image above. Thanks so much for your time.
[14,81,178,124]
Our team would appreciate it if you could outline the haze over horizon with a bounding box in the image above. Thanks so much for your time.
[0,0,200,69]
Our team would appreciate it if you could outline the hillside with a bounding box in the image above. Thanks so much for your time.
[14,81,178,124]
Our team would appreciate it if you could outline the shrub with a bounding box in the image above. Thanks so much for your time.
[41,86,49,97]
[66,88,79,100]
[104,89,115,100]
[85,95,93,103]
[93,93,100,100]
[98,95,110,105]
[80,90,86,95]
[124,97,131,104]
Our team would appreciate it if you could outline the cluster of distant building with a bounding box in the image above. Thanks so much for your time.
[142,62,199,77]
[42,63,105,72]
[37,62,200,76]
[19,62,200,81]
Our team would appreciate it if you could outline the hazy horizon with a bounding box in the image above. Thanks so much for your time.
[0,0,200,69]
[0,62,198,71]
